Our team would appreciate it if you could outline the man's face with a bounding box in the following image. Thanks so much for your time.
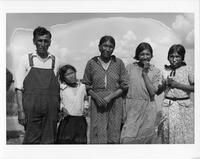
[33,34,51,57]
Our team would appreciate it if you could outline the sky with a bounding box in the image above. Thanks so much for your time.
[7,13,194,79]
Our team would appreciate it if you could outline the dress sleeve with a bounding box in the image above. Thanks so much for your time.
[60,90,65,110]
[119,59,129,96]
[83,84,90,109]
[151,67,162,92]
[187,66,194,85]
[82,60,93,92]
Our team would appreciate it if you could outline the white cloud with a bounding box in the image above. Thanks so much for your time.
[172,15,192,33]
[142,37,157,49]
[88,39,99,48]
[185,29,194,45]
[8,17,184,78]
[123,30,137,41]
[158,36,180,45]
[172,13,194,47]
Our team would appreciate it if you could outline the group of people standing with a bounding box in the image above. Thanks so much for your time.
[15,26,194,144]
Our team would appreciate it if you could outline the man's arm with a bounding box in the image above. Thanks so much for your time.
[16,89,26,126]
[15,55,28,126]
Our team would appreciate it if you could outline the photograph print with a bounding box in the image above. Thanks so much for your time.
[6,13,195,145]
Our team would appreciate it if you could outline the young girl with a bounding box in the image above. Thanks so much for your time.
[56,64,89,144]
[157,44,194,144]
[120,42,162,144]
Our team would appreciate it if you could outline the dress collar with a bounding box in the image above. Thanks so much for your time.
[60,80,81,90]
[32,52,53,59]
[60,83,68,90]
[164,62,186,76]
[92,55,116,63]
[133,62,154,71]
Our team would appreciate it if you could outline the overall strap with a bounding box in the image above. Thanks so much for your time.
[51,55,55,69]
[28,53,34,67]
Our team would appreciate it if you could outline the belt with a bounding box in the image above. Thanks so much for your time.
[165,96,190,101]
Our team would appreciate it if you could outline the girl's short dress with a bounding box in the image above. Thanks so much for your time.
[57,82,89,144]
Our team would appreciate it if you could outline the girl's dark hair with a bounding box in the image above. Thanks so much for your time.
[134,42,153,60]
[99,35,115,47]
[59,64,76,83]
[168,44,186,61]
[33,26,52,39]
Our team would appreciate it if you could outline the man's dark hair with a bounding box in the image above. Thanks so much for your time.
[33,26,52,39]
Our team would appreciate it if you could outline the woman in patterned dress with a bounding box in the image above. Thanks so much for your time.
[120,42,161,144]
[157,44,194,144]
[82,35,129,144]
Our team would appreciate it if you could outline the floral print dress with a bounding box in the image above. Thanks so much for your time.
[160,65,194,144]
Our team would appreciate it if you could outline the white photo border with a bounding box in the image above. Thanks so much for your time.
[0,0,200,159]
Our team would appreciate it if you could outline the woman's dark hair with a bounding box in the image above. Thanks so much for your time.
[59,64,77,83]
[134,42,153,60]
[99,35,115,47]
[33,26,52,39]
[168,44,186,61]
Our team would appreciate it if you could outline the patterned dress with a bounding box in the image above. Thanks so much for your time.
[82,56,129,144]
[160,65,194,144]
[120,62,161,144]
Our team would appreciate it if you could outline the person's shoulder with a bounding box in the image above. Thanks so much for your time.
[78,80,87,89]
[115,57,123,62]
[20,53,32,63]
[86,56,98,64]
[60,82,67,90]
[182,65,193,70]
[91,56,98,61]
[79,80,85,85]
[125,62,137,71]
[151,64,161,72]
[127,62,137,67]
[114,56,126,66]
[181,65,193,73]
[48,53,57,59]
[49,53,63,67]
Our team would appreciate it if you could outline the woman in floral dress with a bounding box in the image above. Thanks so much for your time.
[82,35,129,144]
[157,44,194,144]
[121,42,161,144]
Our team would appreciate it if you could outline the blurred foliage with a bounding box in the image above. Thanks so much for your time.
[6,88,18,116]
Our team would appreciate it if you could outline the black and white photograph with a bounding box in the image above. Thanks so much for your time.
[1,0,200,159]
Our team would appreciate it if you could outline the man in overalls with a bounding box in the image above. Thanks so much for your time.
[15,26,60,144]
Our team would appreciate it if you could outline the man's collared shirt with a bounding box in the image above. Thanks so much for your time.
[15,52,60,90]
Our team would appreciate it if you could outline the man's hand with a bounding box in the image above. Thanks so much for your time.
[18,111,26,126]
